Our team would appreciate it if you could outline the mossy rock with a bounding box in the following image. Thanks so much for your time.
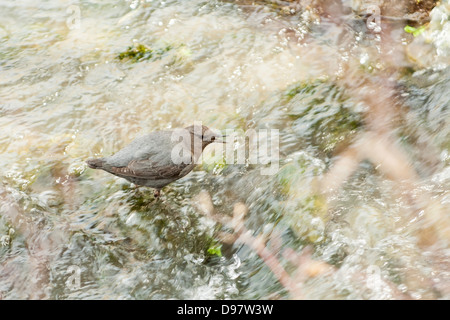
[286,81,363,155]
[255,80,364,159]
[276,154,328,243]
[201,148,227,174]
[117,43,172,63]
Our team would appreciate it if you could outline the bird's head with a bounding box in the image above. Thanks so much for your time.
[185,125,225,150]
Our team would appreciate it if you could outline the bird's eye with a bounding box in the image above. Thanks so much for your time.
[210,136,216,141]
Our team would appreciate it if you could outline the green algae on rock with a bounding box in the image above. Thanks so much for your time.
[117,44,172,62]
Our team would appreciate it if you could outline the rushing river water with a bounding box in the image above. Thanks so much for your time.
[0,0,449,299]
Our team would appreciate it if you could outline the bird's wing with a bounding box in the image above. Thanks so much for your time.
[105,131,174,167]
[109,159,187,180]
[104,131,195,180]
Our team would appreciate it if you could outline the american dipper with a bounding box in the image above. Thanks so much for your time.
[86,125,223,197]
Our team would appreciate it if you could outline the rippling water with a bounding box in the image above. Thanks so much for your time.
[0,0,449,299]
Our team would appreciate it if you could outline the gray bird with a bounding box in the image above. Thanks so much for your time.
[86,125,223,197]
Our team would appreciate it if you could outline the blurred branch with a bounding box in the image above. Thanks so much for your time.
[0,187,65,299]
[195,190,416,299]
[314,0,450,247]
[195,190,332,299]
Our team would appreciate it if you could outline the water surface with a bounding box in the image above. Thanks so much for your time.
[0,0,449,299]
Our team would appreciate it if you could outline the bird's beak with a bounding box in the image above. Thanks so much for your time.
[212,135,227,143]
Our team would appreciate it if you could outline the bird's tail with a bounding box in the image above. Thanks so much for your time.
[86,158,106,169]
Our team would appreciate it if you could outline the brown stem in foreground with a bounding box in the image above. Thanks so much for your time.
[195,189,424,299]
[238,231,298,296]
[195,190,331,299]
[0,187,66,299]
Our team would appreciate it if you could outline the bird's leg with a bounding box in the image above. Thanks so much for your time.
[154,189,161,199]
